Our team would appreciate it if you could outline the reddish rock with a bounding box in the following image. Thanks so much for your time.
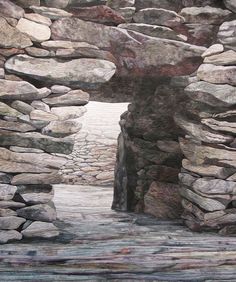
[144,181,183,219]
[51,17,206,77]
[70,5,126,25]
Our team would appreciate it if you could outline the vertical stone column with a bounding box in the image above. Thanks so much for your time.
[177,14,236,233]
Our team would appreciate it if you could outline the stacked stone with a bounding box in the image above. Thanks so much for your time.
[177,1,236,233]
[0,0,116,243]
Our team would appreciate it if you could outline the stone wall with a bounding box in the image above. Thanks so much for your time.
[113,0,236,235]
[0,0,116,243]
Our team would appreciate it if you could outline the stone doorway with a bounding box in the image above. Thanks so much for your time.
[60,101,129,186]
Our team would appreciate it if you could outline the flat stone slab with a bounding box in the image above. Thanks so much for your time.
[5,55,116,89]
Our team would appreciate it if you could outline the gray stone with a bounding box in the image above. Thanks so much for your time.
[9,147,44,153]
[11,100,34,115]
[133,8,184,26]
[24,13,52,26]
[30,5,72,19]
[0,17,32,49]
[118,23,185,41]
[193,178,236,196]
[51,106,86,120]
[0,102,22,118]
[14,0,40,8]
[185,81,236,107]
[0,130,74,154]
[0,147,67,169]
[41,40,98,50]
[0,230,22,243]
[25,47,51,57]
[0,216,26,230]
[0,201,25,209]
[197,64,236,86]
[179,186,226,212]
[42,120,82,137]
[0,184,17,200]
[201,118,236,135]
[0,0,24,19]
[16,18,51,43]
[0,173,12,184]
[174,115,233,144]
[117,7,136,22]
[30,110,59,122]
[0,79,50,101]
[11,173,62,185]
[224,0,236,13]
[51,85,71,94]
[218,20,236,51]
[180,138,236,168]
[135,0,183,12]
[180,6,232,24]
[43,90,89,106]
[22,221,59,238]
[182,159,235,179]
[17,203,57,222]
[0,120,35,133]
[202,44,224,58]
[5,55,116,89]
[204,50,236,66]
[31,101,50,112]
[0,209,17,217]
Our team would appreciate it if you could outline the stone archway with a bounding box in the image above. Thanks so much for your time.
[0,0,236,245]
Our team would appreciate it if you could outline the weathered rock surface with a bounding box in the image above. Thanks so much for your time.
[144,181,183,219]
[224,0,236,13]
[51,17,206,76]
[0,102,22,118]
[0,120,35,132]
[0,17,32,49]
[42,120,82,137]
[0,184,17,201]
[185,81,236,107]
[30,5,72,19]
[17,203,57,222]
[202,44,224,58]
[11,173,62,185]
[5,55,117,89]
[218,20,236,51]
[0,216,26,230]
[51,106,86,120]
[135,0,183,12]
[0,230,22,243]
[0,79,46,101]
[43,90,90,106]
[204,50,236,65]
[21,221,59,238]
[197,64,236,86]
[0,130,73,154]
[180,6,232,24]
[133,8,185,26]
[24,13,52,26]
[0,0,24,19]
[16,18,51,42]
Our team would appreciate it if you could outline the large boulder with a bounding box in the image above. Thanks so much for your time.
[5,55,117,89]
[51,17,206,76]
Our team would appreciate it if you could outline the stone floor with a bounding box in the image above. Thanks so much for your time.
[1,185,236,281]
[61,102,128,185]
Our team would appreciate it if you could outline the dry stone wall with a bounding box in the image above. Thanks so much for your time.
[0,0,116,243]
[113,0,236,235]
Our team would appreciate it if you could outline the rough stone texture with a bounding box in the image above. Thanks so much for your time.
[22,221,59,238]
[144,182,183,219]
[0,17,32,49]
[218,20,236,51]
[5,55,117,89]
[224,0,236,13]
[51,17,206,76]
[0,0,24,19]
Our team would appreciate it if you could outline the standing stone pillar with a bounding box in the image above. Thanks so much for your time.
[177,17,236,234]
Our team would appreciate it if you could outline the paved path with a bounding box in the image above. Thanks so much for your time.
[61,102,128,185]
[1,185,236,280]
